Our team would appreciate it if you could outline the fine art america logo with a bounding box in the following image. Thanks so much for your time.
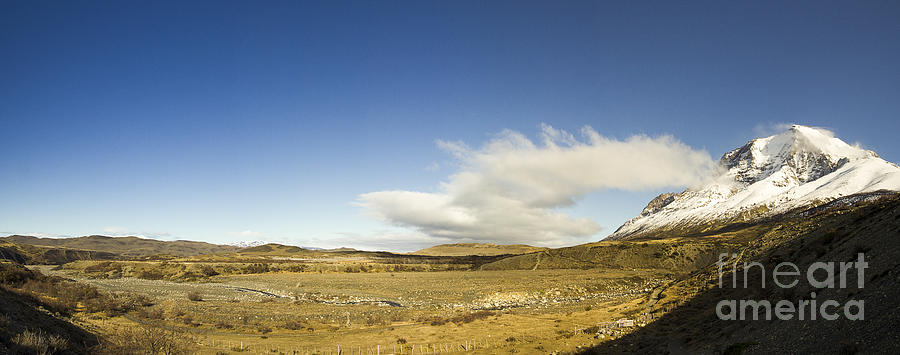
[715,253,866,321]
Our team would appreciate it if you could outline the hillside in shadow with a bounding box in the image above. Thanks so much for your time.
[579,195,900,354]
[0,263,100,353]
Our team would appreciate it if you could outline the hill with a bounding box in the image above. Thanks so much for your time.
[478,238,729,272]
[580,193,900,354]
[410,243,548,256]
[0,241,117,264]
[1,235,238,258]
[0,262,101,353]
[196,243,506,267]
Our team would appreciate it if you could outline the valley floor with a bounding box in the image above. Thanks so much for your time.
[33,266,667,354]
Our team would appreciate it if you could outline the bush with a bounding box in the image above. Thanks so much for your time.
[0,262,34,286]
[136,267,166,280]
[284,264,309,273]
[5,266,147,317]
[12,329,68,355]
[187,291,203,302]
[40,294,78,316]
[108,323,193,355]
[449,310,494,324]
[141,308,165,320]
[83,261,124,277]
[280,320,305,330]
[81,291,149,316]
[200,265,219,277]
[365,315,388,326]
[242,263,270,274]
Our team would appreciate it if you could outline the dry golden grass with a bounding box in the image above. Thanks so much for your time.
[32,265,665,354]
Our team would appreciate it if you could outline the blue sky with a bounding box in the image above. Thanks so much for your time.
[2,1,899,251]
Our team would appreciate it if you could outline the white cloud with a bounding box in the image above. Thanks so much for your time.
[357,124,716,247]
[753,122,837,138]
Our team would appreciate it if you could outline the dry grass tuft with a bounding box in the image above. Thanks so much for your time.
[12,329,69,355]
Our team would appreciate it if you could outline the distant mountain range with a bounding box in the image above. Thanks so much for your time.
[0,235,238,257]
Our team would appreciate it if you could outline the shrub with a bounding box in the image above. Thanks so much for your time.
[110,323,193,355]
[83,292,148,316]
[449,310,494,324]
[40,294,78,316]
[0,262,34,286]
[200,265,219,277]
[83,261,124,277]
[83,295,120,315]
[284,264,309,273]
[12,329,68,355]
[280,320,305,330]
[242,263,270,274]
[215,321,233,329]
[257,325,272,334]
[134,307,164,320]
[146,308,165,320]
[428,317,447,326]
[365,315,387,326]
[136,268,166,280]
[187,291,203,302]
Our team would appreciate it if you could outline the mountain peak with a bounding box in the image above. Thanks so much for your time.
[610,125,900,240]
[721,125,873,185]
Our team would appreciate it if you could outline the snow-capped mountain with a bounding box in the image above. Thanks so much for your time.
[610,125,900,240]
[228,240,269,248]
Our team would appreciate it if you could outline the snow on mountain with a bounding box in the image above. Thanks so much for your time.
[228,240,269,248]
[610,125,900,239]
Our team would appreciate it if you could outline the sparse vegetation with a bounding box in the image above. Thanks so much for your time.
[280,320,305,330]
[187,291,203,301]
[105,322,194,355]
[11,329,69,355]
[215,320,234,329]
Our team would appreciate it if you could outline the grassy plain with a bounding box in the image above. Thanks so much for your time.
[35,265,667,354]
